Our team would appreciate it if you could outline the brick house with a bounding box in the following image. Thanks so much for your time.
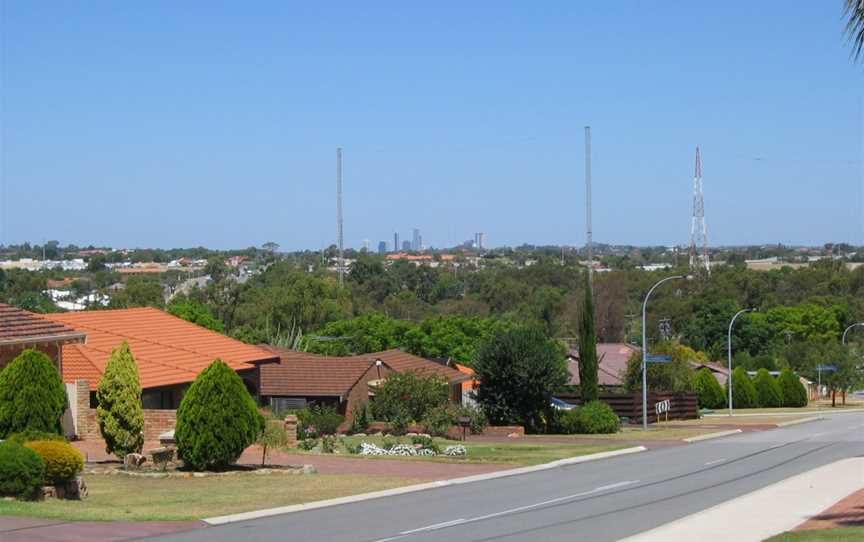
[258,347,469,420]
[0,303,86,372]
[42,308,279,440]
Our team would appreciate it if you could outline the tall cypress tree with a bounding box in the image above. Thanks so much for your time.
[578,272,599,402]
[96,341,145,458]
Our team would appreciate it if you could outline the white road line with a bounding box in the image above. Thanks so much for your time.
[704,458,726,466]
[399,519,467,534]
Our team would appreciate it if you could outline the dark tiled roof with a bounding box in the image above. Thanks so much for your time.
[0,304,86,344]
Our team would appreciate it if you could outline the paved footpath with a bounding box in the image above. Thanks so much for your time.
[794,488,864,531]
[0,517,203,542]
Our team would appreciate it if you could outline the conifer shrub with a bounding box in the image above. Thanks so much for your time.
[575,401,620,434]
[0,441,45,500]
[754,368,782,408]
[778,368,808,407]
[175,359,264,471]
[96,342,145,457]
[694,368,726,409]
[0,349,67,439]
[24,440,84,484]
[727,366,757,409]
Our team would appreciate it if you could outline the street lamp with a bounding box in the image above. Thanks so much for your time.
[842,323,864,345]
[727,308,757,416]
[642,274,691,430]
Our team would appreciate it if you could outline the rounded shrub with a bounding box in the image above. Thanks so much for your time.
[778,368,808,407]
[753,368,782,408]
[575,401,620,434]
[0,441,46,500]
[24,440,84,485]
[557,409,581,434]
[0,349,67,439]
[727,366,757,409]
[175,359,264,471]
[6,430,67,445]
[694,368,726,409]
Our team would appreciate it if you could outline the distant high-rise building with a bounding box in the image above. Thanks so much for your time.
[393,232,399,253]
[474,232,485,251]
[412,228,421,251]
[377,241,387,254]
[402,240,411,251]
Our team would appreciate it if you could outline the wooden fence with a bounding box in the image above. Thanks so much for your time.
[556,391,699,424]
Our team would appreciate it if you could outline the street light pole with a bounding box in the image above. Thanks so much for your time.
[727,308,756,417]
[841,322,864,345]
[642,275,689,430]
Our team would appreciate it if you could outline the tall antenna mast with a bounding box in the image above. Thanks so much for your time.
[689,146,710,275]
[585,126,593,286]
[336,147,344,287]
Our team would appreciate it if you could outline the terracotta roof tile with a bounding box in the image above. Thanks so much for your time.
[43,308,278,390]
[0,303,86,345]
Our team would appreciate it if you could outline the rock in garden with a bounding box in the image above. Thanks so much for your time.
[124,453,147,470]
[302,464,317,474]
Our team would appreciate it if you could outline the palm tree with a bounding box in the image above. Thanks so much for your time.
[846,0,864,61]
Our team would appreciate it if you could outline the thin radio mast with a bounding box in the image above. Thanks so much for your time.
[585,126,593,287]
[336,147,344,287]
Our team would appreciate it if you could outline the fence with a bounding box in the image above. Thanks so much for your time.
[557,391,699,424]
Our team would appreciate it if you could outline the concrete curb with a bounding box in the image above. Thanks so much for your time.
[775,416,820,427]
[203,445,647,525]
[683,429,742,443]
[704,408,864,418]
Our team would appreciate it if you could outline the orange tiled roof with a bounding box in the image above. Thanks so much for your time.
[0,303,86,345]
[44,308,278,390]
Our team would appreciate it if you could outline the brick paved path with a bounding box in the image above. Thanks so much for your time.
[0,517,203,542]
[795,489,864,531]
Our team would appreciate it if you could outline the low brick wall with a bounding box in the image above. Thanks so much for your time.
[482,425,524,437]
[70,379,176,441]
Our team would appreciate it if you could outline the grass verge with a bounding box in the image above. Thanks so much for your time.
[0,473,421,522]
[764,527,864,541]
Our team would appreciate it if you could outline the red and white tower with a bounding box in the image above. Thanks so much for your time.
[689,146,710,274]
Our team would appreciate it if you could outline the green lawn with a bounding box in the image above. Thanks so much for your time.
[0,473,421,521]
[764,527,864,541]
[331,436,628,466]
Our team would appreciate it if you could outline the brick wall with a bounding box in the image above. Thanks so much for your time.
[71,379,176,441]
[0,342,61,372]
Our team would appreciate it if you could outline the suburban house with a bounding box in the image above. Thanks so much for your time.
[257,346,470,419]
[690,361,730,385]
[567,343,638,389]
[42,307,279,440]
[0,303,86,371]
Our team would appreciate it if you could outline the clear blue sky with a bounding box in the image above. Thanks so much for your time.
[1,1,861,250]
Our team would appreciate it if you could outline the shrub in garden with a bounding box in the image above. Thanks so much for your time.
[24,440,84,485]
[257,414,288,466]
[0,349,67,439]
[454,404,488,434]
[422,405,455,437]
[778,368,808,407]
[726,366,757,409]
[6,430,67,445]
[348,402,371,434]
[175,359,264,471]
[753,368,782,408]
[0,441,45,500]
[575,401,619,434]
[371,371,450,425]
[557,409,581,434]
[694,368,726,409]
[96,341,145,457]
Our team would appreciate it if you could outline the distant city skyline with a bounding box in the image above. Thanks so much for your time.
[1,2,861,250]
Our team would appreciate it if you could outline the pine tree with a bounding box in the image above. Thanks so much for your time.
[753,368,782,408]
[578,272,599,403]
[694,368,726,409]
[0,349,67,438]
[175,359,264,471]
[778,368,808,407]
[726,366,757,409]
[96,342,145,457]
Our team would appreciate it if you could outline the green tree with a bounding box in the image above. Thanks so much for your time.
[753,368,782,408]
[577,273,599,402]
[111,276,165,308]
[473,326,568,431]
[693,368,726,409]
[778,368,808,408]
[167,299,225,332]
[726,366,757,409]
[0,349,67,438]
[623,343,700,393]
[175,360,264,470]
[846,0,864,61]
[370,371,449,424]
[96,342,145,457]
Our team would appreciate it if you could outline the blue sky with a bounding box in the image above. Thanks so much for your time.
[1,1,861,250]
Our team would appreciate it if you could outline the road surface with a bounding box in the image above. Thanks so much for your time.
[148,411,864,542]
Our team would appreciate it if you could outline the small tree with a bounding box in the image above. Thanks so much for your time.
[473,326,568,431]
[175,360,264,471]
[726,366,757,409]
[778,368,808,407]
[693,368,726,409]
[96,342,145,458]
[577,272,599,403]
[0,349,67,438]
[257,414,288,466]
[371,371,449,424]
[753,368,782,408]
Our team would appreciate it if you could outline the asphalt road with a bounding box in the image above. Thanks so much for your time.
[148,412,864,542]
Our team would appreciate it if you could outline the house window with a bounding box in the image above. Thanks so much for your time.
[270,397,307,415]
